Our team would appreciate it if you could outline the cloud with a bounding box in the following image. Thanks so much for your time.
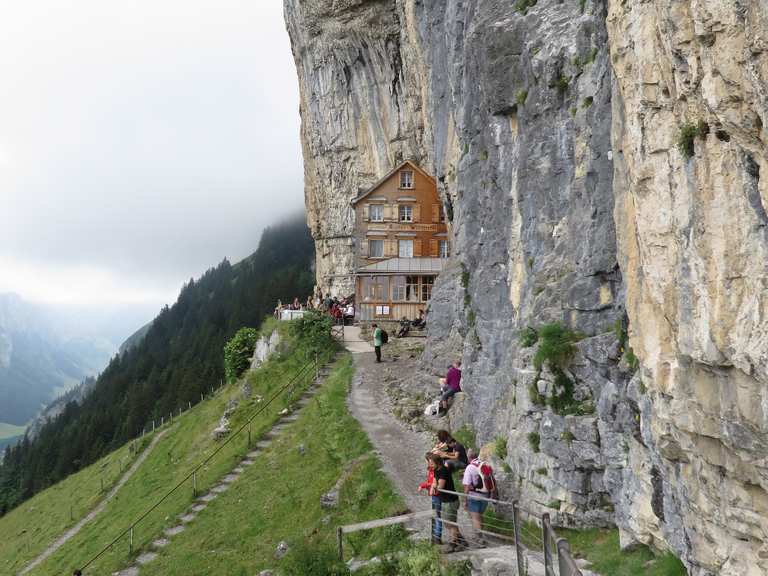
[0,0,304,308]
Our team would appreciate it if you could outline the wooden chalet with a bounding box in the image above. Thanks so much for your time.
[351,160,449,321]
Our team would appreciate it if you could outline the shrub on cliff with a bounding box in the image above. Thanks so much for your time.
[223,327,260,383]
[532,323,580,370]
[290,310,335,359]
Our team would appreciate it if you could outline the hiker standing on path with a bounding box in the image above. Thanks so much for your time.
[418,452,441,544]
[462,449,489,545]
[372,323,383,362]
[429,454,461,551]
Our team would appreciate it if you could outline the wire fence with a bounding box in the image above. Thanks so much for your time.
[77,356,320,573]
[338,489,584,576]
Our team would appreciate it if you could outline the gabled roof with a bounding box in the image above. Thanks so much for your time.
[351,159,435,206]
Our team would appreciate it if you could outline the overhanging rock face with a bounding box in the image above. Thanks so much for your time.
[285,1,768,573]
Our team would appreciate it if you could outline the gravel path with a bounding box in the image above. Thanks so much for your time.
[18,429,170,575]
[347,350,433,514]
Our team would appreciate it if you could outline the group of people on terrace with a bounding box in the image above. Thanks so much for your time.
[273,291,355,323]
[273,296,313,318]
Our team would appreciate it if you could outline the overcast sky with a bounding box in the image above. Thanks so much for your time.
[0,1,304,311]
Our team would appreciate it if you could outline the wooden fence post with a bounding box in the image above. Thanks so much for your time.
[513,501,525,576]
[542,513,552,574]
[337,526,344,561]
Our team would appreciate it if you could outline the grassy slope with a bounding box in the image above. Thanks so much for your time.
[561,528,687,576]
[138,354,406,575]
[515,517,686,575]
[4,322,330,575]
[0,438,139,574]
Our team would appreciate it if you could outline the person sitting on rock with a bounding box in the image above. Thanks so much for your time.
[438,360,462,415]
[432,430,468,472]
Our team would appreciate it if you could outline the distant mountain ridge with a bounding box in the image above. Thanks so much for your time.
[0,214,315,513]
[0,294,116,427]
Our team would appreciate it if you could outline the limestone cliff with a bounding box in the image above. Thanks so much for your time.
[608,2,768,573]
[284,1,768,574]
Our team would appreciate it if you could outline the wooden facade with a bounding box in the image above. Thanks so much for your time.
[352,160,449,320]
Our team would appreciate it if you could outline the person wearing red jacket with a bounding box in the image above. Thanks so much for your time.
[417,452,441,544]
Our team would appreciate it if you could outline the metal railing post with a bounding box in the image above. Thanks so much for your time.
[542,513,552,574]
[248,422,252,447]
[337,526,344,561]
[315,352,319,381]
[512,501,525,576]
[129,526,133,555]
[193,471,197,498]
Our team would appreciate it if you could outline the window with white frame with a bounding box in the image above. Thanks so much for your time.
[369,204,384,222]
[392,276,406,301]
[399,204,413,222]
[438,240,450,258]
[406,275,420,302]
[369,239,384,258]
[398,239,413,258]
[421,276,435,301]
[361,276,389,301]
[399,170,414,189]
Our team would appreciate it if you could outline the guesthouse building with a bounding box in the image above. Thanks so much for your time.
[351,160,449,321]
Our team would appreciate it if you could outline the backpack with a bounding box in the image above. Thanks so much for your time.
[471,459,498,500]
[381,329,389,344]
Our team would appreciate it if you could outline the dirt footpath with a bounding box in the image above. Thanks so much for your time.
[347,348,434,514]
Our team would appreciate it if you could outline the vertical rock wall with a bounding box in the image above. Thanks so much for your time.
[285,0,768,573]
[608,1,768,573]
[284,0,428,296]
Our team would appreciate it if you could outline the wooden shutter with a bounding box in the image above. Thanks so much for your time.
[383,204,394,222]
[429,239,439,257]
[394,204,401,222]
[363,204,370,222]
[432,204,440,223]
[360,239,369,257]
[413,239,422,257]
[413,204,421,223]
[385,239,397,257]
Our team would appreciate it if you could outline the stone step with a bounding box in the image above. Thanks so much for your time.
[179,512,196,523]
[136,551,158,565]
[152,538,170,548]
[164,525,186,537]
